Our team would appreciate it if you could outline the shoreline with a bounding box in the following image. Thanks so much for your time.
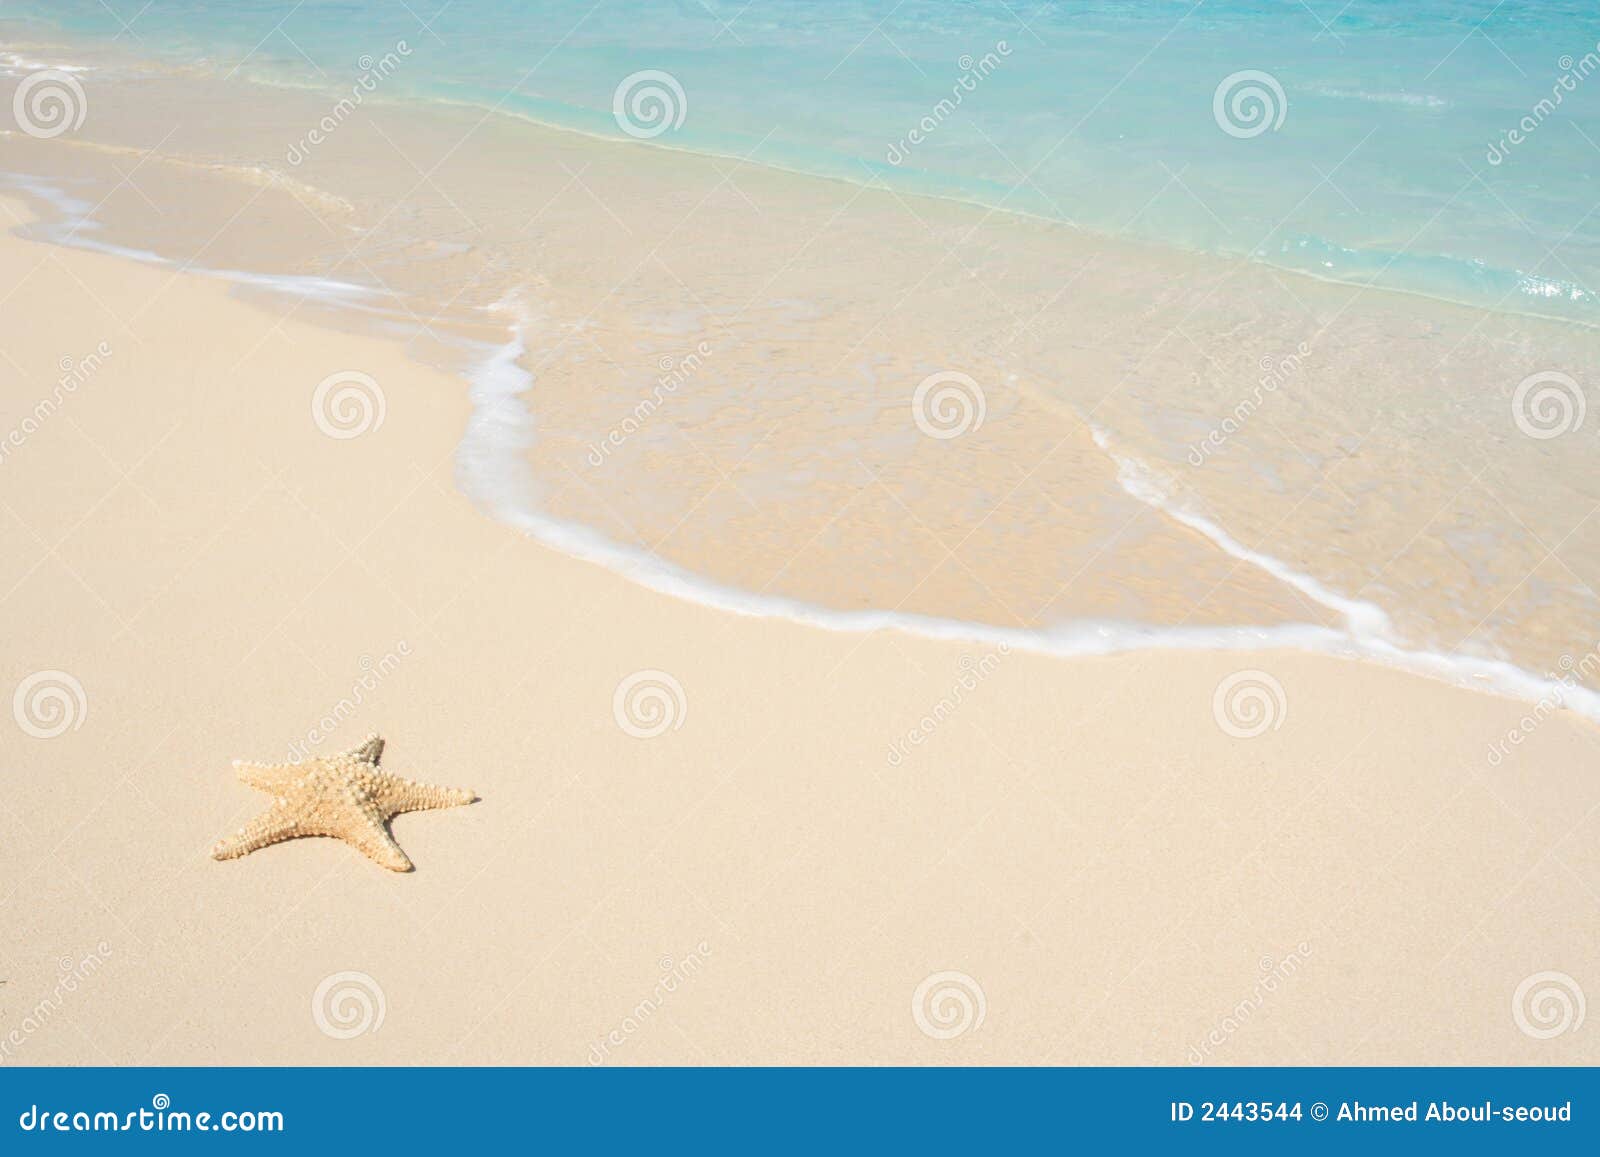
[2,28,1599,732]
[459,301,1600,730]
[5,134,1600,733]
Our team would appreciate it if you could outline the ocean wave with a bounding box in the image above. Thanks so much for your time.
[0,171,388,309]
[6,122,1597,732]
[0,48,92,76]
[1268,233,1599,323]
[453,298,1600,729]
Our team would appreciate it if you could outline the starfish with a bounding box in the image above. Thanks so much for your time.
[210,735,475,872]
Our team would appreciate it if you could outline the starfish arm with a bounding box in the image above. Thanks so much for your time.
[232,759,301,793]
[211,808,310,861]
[349,805,414,872]
[374,773,476,817]
[338,734,385,765]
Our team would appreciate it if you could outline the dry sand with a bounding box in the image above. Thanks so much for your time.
[1,199,1597,1064]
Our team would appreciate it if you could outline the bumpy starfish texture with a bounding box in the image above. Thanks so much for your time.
[210,735,475,872]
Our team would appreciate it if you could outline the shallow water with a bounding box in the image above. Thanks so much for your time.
[10,0,1600,320]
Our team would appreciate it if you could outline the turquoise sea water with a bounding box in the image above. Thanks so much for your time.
[7,0,1600,322]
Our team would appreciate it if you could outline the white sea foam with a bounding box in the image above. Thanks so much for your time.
[0,172,381,307]
[453,301,1600,727]
[1087,425,1394,640]
[0,51,92,76]
[1086,422,1600,723]
[1517,272,1596,304]
[1309,86,1448,110]
[9,167,1596,729]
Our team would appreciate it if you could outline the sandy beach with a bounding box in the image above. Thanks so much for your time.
[2,198,1598,1064]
